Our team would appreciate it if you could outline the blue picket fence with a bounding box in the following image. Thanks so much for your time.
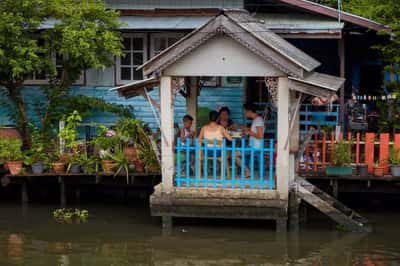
[175,138,275,190]
[300,104,340,133]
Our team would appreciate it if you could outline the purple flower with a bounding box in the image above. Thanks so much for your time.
[105,130,116,137]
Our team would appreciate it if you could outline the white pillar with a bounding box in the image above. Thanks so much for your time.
[276,77,290,200]
[160,76,174,193]
[187,77,198,131]
[289,91,300,185]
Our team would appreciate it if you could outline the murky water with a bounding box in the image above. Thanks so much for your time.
[0,203,399,266]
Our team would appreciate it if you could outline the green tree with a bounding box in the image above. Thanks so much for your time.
[0,0,122,147]
[311,0,339,8]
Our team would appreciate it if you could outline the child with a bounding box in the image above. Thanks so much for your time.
[180,115,196,175]
[180,115,195,144]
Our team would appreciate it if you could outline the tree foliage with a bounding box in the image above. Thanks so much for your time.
[343,0,400,132]
[310,0,339,8]
[0,0,123,147]
[344,0,400,71]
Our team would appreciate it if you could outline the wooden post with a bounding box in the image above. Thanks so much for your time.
[160,76,175,193]
[21,181,29,204]
[365,133,375,174]
[339,37,345,126]
[277,77,290,200]
[59,177,66,208]
[380,133,389,174]
[187,77,198,131]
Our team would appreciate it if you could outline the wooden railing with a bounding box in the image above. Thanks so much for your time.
[301,132,400,175]
[175,138,275,190]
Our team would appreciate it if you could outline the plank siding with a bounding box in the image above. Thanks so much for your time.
[0,85,244,133]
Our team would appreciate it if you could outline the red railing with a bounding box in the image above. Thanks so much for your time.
[301,132,400,175]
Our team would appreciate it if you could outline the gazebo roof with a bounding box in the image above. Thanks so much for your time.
[140,9,321,78]
[116,9,344,99]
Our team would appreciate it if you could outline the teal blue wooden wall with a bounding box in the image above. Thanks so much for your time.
[0,85,244,132]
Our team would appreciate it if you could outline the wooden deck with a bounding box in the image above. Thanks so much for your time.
[1,172,161,206]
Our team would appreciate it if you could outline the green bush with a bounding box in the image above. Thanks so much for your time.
[332,141,352,166]
[0,138,23,161]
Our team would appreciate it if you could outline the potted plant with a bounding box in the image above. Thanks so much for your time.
[0,139,24,175]
[373,160,385,177]
[115,118,141,163]
[357,163,369,176]
[79,152,99,175]
[326,141,352,176]
[357,154,368,176]
[67,155,82,174]
[51,151,66,174]
[389,147,400,176]
[58,110,82,162]
[24,125,49,174]
[109,144,130,184]
[93,126,119,174]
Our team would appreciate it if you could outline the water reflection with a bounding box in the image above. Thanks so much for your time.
[0,204,399,266]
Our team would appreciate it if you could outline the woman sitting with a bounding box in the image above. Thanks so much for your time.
[199,110,232,156]
[217,106,235,130]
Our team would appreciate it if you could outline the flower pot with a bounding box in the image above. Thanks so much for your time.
[6,161,23,175]
[123,147,137,163]
[68,164,81,174]
[326,166,353,176]
[101,160,115,174]
[390,165,400,177]
[0,126,22,140]
[357,164,368,176]
[32,162,44,174]
[373,166,384,177]
[60,153,74,163]
[133,160,144,173]
[52,162,65,174]
[117,167,127,177]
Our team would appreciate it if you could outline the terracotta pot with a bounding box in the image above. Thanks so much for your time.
[373,166,384,177]
[101,160,116,174]
[60,153,74,163]
[0,127,22,140]
[133,160,145,173]
[123,147,137,163]
[52,162,65,174]
[6,161,23,175]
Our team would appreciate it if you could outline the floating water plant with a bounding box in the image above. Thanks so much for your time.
[53,208,89,223]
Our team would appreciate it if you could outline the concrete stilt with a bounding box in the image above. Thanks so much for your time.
[276,218,287,233]
[289,191,300,232]
[162,216,173,236]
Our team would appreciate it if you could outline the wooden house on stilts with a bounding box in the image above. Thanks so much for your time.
[115,9,371,232]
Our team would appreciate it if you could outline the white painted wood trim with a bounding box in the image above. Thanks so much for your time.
[160,76,174,193]
[116,33,148,85]
[276,77,290,200]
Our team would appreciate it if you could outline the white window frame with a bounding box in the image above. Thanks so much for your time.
[24,53,85,85]
[116,33,148,85]
[150,32,184,58]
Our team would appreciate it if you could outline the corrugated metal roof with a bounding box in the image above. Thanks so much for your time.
[225,11,321,72]
[255,13,344,34]
[40,16,211,30]
[105,0,244,9]
[119,16,212,29]
[111,77,159,98]
[289,72,345,91]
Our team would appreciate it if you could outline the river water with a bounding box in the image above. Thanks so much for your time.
[0,203,399,266]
